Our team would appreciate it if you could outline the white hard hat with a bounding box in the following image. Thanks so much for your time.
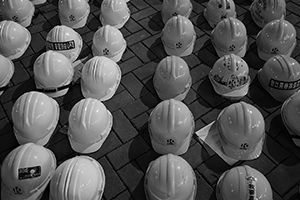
[92,25,127,62]
[58,0,90,29]
[0,0,35,27]
[211,17,247,58]
[161,15,196,57]
[11,91,60,146]
[34,50,74,98]
[209,54,251,100]
[145,154,197,200]
[258,55,300,103]
[153,55,192,101]
[0,54,14,96]
[45,25,83,63]
[161,0,193,24]
[1,143,57,200]
[250,0,286,28]
[68,98,113,154]
[49,156,105,200]
[100,0,130,29]
[29,0,47,5]
[204,0,236,28]
[281,90,300,147]
[148,99,195,155]
[81,56,121,101]
[217,102,265,160]
[0,20,31,60]
[256,17,296,61]
[216,165,273,200]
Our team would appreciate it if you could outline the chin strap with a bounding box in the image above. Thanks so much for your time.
[36,82,72,93]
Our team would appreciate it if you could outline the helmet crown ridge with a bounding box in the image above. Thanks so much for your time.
[274,17,286,40]
[161,154,176,197]
[42,51,52,76]
[74,98,95,130]
[234,102,252,136]
[161,99,176,134]
[164,56,181,80]
[18,92,39,127]
[275,55,295,78]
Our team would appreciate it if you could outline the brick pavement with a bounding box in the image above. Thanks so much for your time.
[1,0,300,199]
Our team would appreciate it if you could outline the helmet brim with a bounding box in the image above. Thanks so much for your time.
[68,110,113,154]
[163,34,196,57]
[221,135,264,160]
[91,40,127,63]
[213,37,247,58]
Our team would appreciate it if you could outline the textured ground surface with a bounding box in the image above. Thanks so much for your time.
[1,0,300,199]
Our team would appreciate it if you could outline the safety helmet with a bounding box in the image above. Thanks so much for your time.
[258,55,300,103]
[0,0,35,27]
[0,20,31,60]
[68,98,113,154]
[1,143,57,200]
[11,91,60,146]
[256,17,296,61]
[211,17,248,58]
[145,154,197,200]
[45,25,83,63]
[100,0,130,29]
[281,91,300,147]
[216,165,273,200]
[217,102,265,160]
[49,156,105,200]
[148,99,195,155]
[153,55,192,101]
[0,54,14,96]
[34,50,74,98]
[209,54,251,100]
[81,56,121,101]
[250,0,286,28]
[92,25,127,62]
[58,0,90,29]
[204,0,236,28]
[29,0,46,5]
[161,15,196,57]
[161,0,193,24]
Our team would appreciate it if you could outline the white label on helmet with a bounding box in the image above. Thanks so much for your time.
[46,40,76,51]
[18,166,41,180]
[246,176,258,200]
[269,78,300,90]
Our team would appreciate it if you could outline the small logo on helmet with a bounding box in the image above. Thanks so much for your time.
[175,42,182,49]
[271,47,279,54]
[166,139,175,145]
[69,15,76,21]
[12,186,23,195]
[172,12,178,16]
[103,48,110,56]
[12,16,19,22]
[229,45,236,52]
[240,143,249,150]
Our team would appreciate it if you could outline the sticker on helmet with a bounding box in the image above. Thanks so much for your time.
[268,78,300,90]
[46,40,76,51]
[18,166,41,180]
[245,175,257,200]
